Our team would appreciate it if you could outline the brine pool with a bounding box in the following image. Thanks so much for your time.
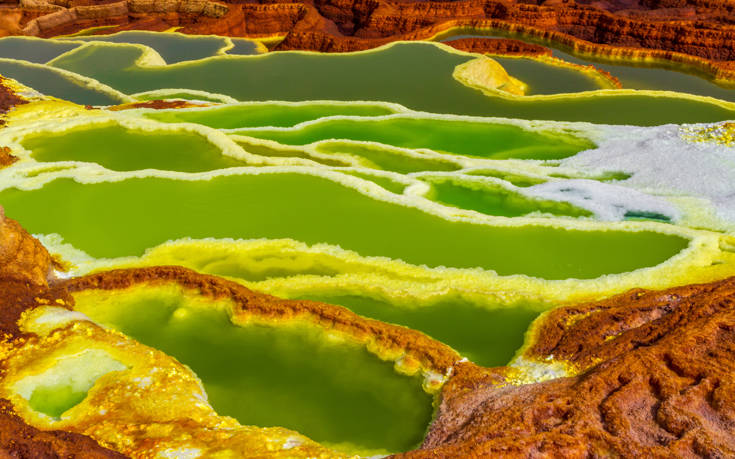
[1,31,734,456]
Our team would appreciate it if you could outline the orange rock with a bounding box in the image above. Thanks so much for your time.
[0,208,51,287]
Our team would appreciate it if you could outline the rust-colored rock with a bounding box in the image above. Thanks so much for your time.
[401,277,735,458]
[0,207,51,287]
[445,37,553,57]
[0,77,26,116]
[0,147,18,168]
[0,214,734,455]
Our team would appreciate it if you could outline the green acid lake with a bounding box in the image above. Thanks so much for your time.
[23,124,250,172]
[73,287,434,454]
[0,174,688,279]
[236,116,595,160]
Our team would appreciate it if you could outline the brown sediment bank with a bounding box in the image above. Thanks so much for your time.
[0,77,26,116]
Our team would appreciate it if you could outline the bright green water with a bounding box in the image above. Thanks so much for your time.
[0,174,688,279]
[67,32,231,64]
[439,31,735,101]
[29,386,88,419]
[316,142,460,173]
[237,118,594,160]
[47,42,735,125]
[23,124,248,172]
[425,177,592,218]
[0,58,121,106]
[145,103,396,129]
[297,294,542,368]
[72,289,433,453]
[0,37,80,64]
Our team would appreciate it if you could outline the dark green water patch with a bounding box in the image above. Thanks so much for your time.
[24,124,249,172]
[424,177,592,218]
[493,56,603,95]
[297,294,542,368]
[73,288,434,454]
[227,38,262,56]
[624,211,671,223]
[0,174,689,279]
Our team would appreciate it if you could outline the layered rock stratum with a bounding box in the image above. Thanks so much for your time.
[2,0,735,81]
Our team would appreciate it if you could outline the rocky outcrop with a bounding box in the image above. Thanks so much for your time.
[402,277,735,457]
